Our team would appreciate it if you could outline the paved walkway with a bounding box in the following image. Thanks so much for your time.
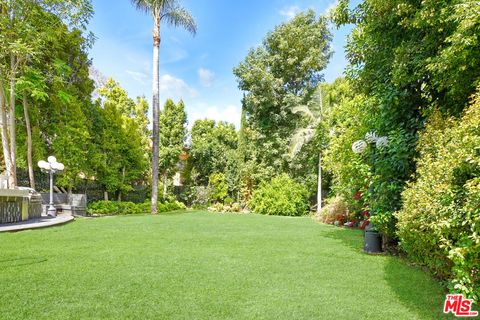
[0,215,74,232]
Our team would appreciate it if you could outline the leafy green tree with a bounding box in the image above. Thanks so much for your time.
[321,79,372,216]
[188,119,237,186]
[134,96,151,152]
[159,99,187,197]
[8,8,95,192]
[16,67,48,189]
[234,10,332,186]
[0,0,93,188]
[289,86,330,214]
[208,172,228,204]
[41,29,95,192]
[93,79,149,200]
[331,0,480,237]
[130,0,196,214]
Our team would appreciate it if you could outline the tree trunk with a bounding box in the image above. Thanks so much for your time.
[9,54,17,187]
[150,15,161,214]
[163,172,167,198]
[23,95,35,189]
[317,152,322,214]
[0,75,13,188]
[118,166,125,202]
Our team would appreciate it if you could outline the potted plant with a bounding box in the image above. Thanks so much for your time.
[364,222,382,253]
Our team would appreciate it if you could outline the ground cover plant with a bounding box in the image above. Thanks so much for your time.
[87,200,186,216]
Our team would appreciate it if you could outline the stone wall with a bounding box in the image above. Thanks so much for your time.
[40,193,87,216]
[28,194,43,219]
[0,197,23,223]
[0,190,43,224]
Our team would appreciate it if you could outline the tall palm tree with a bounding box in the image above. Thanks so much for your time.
[289,87,327,214]
[131,0,196,214]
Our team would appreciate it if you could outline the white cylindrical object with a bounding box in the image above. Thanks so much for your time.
[352,140,368,154]
[376,136,389,148]
[51,162,60,170]
[38,160,48,169]
[365,131,379,144]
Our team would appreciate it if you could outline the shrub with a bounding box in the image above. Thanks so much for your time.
[316,196,349,225]
[249,174,309,216]
[230,202,242,212]
[396,89,480,301]
[208,202,225,213]
[87,200,186,216]
[322,93,372,219]
[207,202,242,213]
[191,186,211,206]
[208,172,228,203]
[322,90,416,239]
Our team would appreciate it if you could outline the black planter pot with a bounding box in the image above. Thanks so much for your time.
[364,224,382,253]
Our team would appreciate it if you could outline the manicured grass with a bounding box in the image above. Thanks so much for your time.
[0,211,450,319]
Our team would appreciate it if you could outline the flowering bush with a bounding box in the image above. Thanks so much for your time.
[317,196,348,224]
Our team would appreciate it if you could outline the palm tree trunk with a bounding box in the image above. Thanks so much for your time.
[23,94,35,189]
[317,152,322,214]
[0,75,13,188]
[150,14,161,214]
[9,54,17,187]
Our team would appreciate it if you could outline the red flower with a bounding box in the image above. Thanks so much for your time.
[359,220,370,230]
[354,191,362,201]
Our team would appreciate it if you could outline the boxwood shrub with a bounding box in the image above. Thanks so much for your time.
[249,174,309,216]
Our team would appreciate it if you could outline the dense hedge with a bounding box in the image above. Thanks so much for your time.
[87,200,186,216]
[249,174,309,216]
[396,89,480,301]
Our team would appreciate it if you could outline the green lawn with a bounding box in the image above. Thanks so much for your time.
[0,211,450,319]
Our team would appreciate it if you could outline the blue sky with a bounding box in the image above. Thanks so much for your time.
[88,0,355,128]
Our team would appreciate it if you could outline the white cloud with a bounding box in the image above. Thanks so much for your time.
[162,47,188,64]
[279,5,301,19]
[189,104,241,129]
[159,74,197,101]
[198,68,215,87]
[125,70,149,84]
[322,0,339,17]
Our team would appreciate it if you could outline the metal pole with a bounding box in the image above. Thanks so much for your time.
[317,152,322,214]
[47,170,56,217]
